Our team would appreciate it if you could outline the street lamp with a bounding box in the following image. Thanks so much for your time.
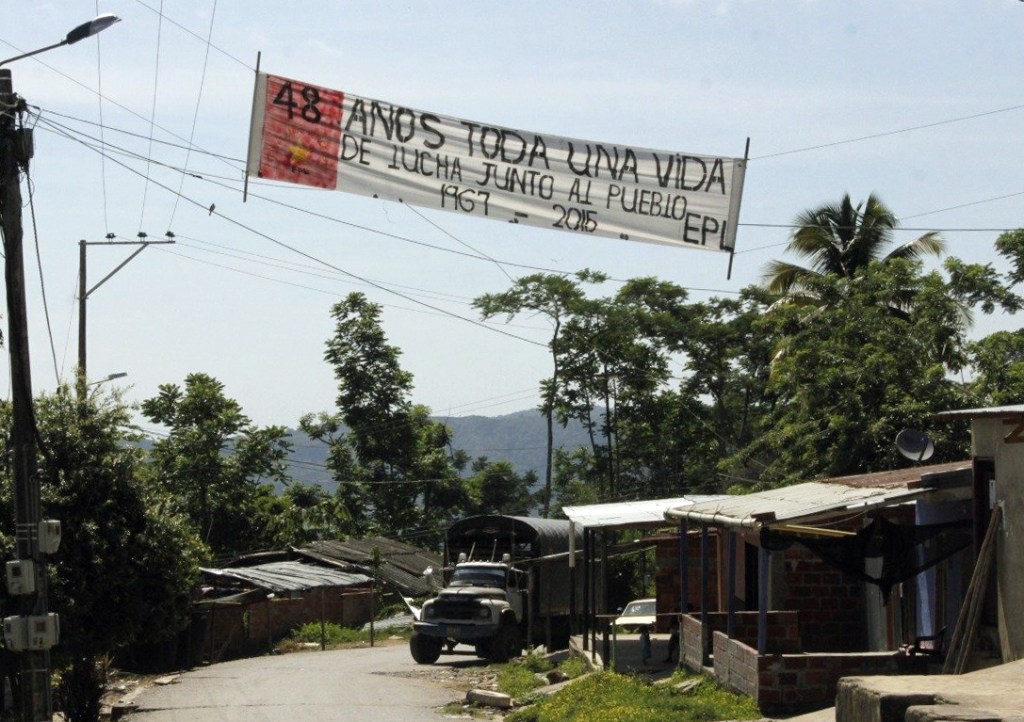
[87,371,128,388]
[0,15,121,722]
[0,15,121,67]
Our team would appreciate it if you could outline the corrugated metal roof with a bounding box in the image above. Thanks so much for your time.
[562,496,728,530]
[295,537,441,597]
[201,561,371,594]
[936,404,1024,419]
[812,460,972,489]
[665,482,929,529]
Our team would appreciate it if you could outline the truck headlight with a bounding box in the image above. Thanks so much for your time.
[423,605,435,619]
[477,606,491,620]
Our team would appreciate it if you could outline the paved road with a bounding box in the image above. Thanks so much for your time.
[129,643,465,721]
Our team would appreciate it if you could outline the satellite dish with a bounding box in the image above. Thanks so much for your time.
[896,429,935,462]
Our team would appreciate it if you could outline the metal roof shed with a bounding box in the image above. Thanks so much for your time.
[295,537,441,597]
[201,561,371,596]
[662,462,972,659]
[562,496,727,531]
[559,496,725,654]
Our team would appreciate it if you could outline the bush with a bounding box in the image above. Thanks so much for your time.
[284,622,370,647]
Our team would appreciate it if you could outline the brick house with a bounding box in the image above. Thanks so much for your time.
[193,561,374,663]
[661,461,974,714]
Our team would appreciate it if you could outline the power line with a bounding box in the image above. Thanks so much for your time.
[131,0,252,71]
[40,118,548,348]
[24,161,60,384]
[94,0,110,233]
[752,102,1024,161]
[167,0,218,229]
[0,37,244,176]
[39,107,244,164]
[137,0,165,232]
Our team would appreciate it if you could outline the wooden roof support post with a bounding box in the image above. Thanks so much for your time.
[582,527,590,651]
[678,519,689,617]
[758,544,770,655]
[701,524,710,664]
[727,531,737,639]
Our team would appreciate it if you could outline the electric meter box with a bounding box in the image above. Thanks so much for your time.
[5,560,35,595]
[3,614,59,652]
[38,520,61,554]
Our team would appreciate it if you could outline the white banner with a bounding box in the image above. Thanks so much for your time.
[247,73,746,252]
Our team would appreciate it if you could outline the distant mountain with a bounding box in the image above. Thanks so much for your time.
[438,409,592,479]
[282,409,592,491]
[139,409,593,493]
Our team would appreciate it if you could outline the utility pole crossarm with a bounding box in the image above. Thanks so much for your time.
[78,237,174,386]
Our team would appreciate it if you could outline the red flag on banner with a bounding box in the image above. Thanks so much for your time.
[257,75,344,189]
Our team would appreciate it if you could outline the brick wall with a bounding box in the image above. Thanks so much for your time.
[202,584,374,662]
[655,536,720,632]
[681,610,801,669]
[710,631,929,715]
[780,545,866,652]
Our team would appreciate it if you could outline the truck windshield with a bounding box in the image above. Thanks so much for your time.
[450,567,507,588]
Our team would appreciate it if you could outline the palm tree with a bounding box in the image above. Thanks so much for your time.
[764,193,944,300]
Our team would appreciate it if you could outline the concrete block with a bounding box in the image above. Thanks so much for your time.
[466,689,512,709]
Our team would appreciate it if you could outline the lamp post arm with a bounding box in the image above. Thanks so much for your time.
[0,41,67,68]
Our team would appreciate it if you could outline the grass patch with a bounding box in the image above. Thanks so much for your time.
[497,661,546,701]
[506,670,761,722]
[281,622,370,648]
[556,655,588,680]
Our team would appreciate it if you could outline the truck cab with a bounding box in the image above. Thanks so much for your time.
[411,558,526,664]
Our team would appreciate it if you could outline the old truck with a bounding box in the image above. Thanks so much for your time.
[409,515,581,664]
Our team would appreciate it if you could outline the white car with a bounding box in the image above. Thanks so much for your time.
[614,598,656,631]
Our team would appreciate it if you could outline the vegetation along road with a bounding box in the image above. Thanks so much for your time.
[129,644,461,721]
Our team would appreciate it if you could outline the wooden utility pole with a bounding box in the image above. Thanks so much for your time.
[0,67,52,722]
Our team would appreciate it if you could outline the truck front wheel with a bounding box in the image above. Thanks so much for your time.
[410,632,443,664]
[487,623,521,663]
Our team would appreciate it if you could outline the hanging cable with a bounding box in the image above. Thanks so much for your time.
[42,119,548,348]
[94,0,110,233]
[137,0,165,232]
[167,0,218,229]
[22,135,62,384]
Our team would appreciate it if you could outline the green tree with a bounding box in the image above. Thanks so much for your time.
[465,457,537,516]
[266,481,350,546]
[764,193,944,301]
[966,330,1024,407]
[735,261,971,486]
[313,294,467,539]
[0,387,203,722]
[141,372,291,555]
[474,271,602,516]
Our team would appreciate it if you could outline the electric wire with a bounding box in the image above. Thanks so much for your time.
[137,0,165,232]
[131,0,252,71]
[751,102,1024,161]
[402,201,516,284]
[40,118,548,348]
[39,107,244,164]
[24,160,61,384]
[94,0,110,233]
[60,275,79,380]
[166,234,489,307]
[0,37,244,176]
[167,0,218,229]
[37,111,1019,292]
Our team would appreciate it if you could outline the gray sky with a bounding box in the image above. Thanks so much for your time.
[2,0,1022,430]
